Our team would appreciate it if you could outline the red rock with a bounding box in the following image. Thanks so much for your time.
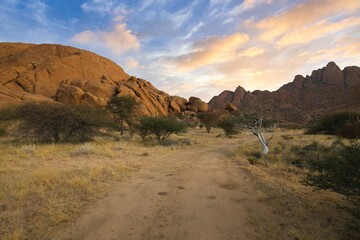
[209,62,360,124]
[0,42,204,116]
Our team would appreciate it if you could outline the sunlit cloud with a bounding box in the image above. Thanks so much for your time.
[238,47,265,57]
[71,21,140,56]
[256,0,360,42]
[277,17,360,47]
[169,33,249,72]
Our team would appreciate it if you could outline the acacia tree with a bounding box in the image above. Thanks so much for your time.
[108,96,138,135]
[197,112,220,133]
[135,116,187,143]
[0,102,115,142]
[216,115,240,137]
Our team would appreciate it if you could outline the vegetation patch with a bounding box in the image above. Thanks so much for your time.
[0,102,116,143]
[306,111,360,139]
[0,138,144,240]
[135,116,187,143]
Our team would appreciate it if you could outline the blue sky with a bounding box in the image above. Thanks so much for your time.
[1,0,359,101]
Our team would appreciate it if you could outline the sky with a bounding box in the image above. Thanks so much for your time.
[1,0,359,101]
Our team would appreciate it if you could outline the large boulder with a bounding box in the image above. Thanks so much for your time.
[56,84,85,105]
[189,96,208,112]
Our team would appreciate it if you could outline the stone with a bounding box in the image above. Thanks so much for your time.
[189,96,208,112]
[56,85,85,105]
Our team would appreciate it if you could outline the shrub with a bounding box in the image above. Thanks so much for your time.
[197,112,220,133]
[281,134,293,140]
[262,119,278,129]
[216,115,240,137]
[73,143,95,156]
[304,142,360,197]
[135,116,187,143]
[0,102,116,143]
[247,150,262,165]
[306,111,360,139]
[0,126,6,137]
[21,144,36,154]
[107,96,138,135]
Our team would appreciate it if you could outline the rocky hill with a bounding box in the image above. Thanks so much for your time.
[0,42,208,115]
[209,62,360,123]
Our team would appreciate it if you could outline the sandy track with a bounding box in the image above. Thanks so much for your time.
[56,137,355,240]
[57,140,267,240]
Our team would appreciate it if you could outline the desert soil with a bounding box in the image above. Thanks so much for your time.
[55,133,357,240]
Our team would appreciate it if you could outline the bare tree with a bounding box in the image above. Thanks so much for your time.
[239,115,273,155]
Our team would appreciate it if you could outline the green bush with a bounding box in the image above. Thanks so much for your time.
[107,96,138,135]
[247,150,262,165]
[197,112,220,133]
[306,112,360,139]
[216,115,240,137]
[304,142,360,197]
[135,116,187,143]
[0,128,5,137]
[0,102,116,143]
[288,140,359,197]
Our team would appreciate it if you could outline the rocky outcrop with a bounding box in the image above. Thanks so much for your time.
[188,97,209,112]
[209,86,256,110]
[0,42,208,116]
[209,62,360,124]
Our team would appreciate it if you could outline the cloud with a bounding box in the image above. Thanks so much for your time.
[122,58,140,69]
[184,22,203,39]
[210,0,232,7]
[135,2,194,40]
[25,0,49,25]
[277,17,360,47]
[228,0,272,16]
[169,33,249,72]
[295,37,360,65]
[82,0,116,14]
[256,0,360,42]
[239,47,265,57]
[71,22,140,56]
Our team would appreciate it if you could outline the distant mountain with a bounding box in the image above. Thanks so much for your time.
[0,42,208,115]
[209,62,360,123]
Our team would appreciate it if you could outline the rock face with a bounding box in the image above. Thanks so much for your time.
[0,42,207,116]
[209,62,360,123]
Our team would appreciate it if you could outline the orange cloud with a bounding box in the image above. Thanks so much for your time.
[277,17,360,47]
[296,38,360,64]
[257,0,360,42]
[238,47,265,57]
[170,33,249,72]
[71,22,140,55]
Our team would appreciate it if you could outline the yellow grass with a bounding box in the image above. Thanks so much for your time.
[236,129,343,170]
[0,127,355,239]
[0,136,169,240]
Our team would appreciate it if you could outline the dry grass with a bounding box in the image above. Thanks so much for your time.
[233,129,359,239]
[1,128,357,239]
[237,129,342,169]
[0,134,190,240]
[0,128,233,239]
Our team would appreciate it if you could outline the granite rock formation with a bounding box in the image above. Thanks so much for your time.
[209,62,360,123]
[0,42,208,115]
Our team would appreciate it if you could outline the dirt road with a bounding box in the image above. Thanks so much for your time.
[56,134,355,240]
